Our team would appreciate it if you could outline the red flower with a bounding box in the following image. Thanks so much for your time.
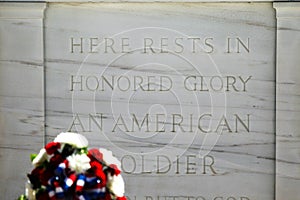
[109,164,121,176]
[36,190,50,200]
[45,142,61,155]
[89,160,107,187]
[117,196,127,200]
[49,154,64,167]
[88,148,104,162]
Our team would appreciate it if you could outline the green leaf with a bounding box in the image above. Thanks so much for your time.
[30,154,37,162]
[17,194,27,200]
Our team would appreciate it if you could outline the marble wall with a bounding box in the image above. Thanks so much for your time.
[274,3,300,200]
[44,3,275,200]
[0,3,46,199]
[0,2,299,200]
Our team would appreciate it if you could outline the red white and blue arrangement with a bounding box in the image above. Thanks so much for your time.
[19,132,126,200]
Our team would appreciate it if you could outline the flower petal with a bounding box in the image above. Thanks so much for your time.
[100,148,121,170]
[108,174,125,197]
[54,132,88,148]
[32,148,47,167]
[67,154,91,174]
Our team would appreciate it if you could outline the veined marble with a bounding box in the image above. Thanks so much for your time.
[44,3,275,200]
[0,3,46,199]
[274,3,300,200]
[0,2,299,200]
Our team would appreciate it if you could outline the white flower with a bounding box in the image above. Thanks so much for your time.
[26,180,36,200]
[107,173,125,197]
[32,148,48,167]
[54,132,88,148]
[100,148,121,170]
[67,154,91,173]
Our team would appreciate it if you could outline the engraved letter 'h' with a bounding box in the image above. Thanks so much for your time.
[70,37,83,53]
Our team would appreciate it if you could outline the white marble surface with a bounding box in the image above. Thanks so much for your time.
[0,1,299,200]
[0,3,46,199]
[0,0,289,2]
[44,3,275,200]
[274,3,300,200]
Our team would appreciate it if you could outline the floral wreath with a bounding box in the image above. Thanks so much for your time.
[19,132,127,200]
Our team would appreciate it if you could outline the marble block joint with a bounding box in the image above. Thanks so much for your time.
[0,2,46,199]
[273,3,300,200]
